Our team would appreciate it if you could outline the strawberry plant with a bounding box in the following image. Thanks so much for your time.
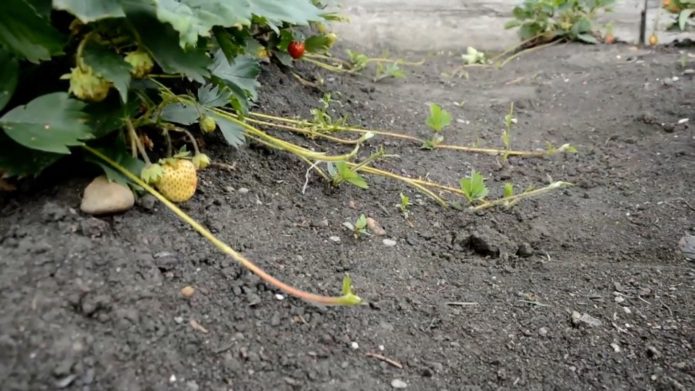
[662,0,695,30]
[505,0,616,45]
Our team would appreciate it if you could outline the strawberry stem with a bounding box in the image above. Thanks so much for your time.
[82,145,362,307]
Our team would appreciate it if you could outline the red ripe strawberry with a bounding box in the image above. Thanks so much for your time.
[288,41,305,59]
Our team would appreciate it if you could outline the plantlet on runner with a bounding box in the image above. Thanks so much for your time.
[328,161,369,189]
[373,61,406,82]
[460,170,489,204]
[422,103,452,149]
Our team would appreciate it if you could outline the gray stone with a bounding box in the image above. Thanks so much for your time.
[571,311,603,328]
[80,176,134,215]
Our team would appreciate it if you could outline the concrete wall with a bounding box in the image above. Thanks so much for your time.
[330,0,691,52]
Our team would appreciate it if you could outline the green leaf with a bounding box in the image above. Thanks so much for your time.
[122,0,210,82]
[160,102,199,125]
[213,27,249,63]
[334,161,368,189]
[53,0,126,22]
[249,0,323,28]
[425,103,452,132]
[304,34,331,53]
[679,9,695,30]
[26,0,52,18]
[0,48,19,111]
[84,97,139,139]
[209,51,260,100]
[197,84,231,107]
[459,170,488,202]
[355,214,367,230]
[0,0,64,63]
[0,92,92,154]
[82,42,132,102]
[0,132,62,178]
[577,33,598,44]
[213,114,246,148]
[155,0,251,48]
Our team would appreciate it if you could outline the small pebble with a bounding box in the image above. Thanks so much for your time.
[366,217,387,236]
[174,316,184,324]
[238,187,250,194]
[610,343,621,353]
[391,379,408,389]
[180,286,195,298]
[383,238,397,247]
[623,307,632,314]
[615,296,625,303]
[350,341,359,350]
[538,327,548,336]
[169,374,177,383]
[275,294,285,301]
[329,236,341,243]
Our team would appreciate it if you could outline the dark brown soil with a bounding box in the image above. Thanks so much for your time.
[1,43,694,391]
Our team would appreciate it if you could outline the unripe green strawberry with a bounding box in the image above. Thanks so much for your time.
[192,153,211,170]
[326,33,337,48]
[200,115,217,133]
[155,159,197,202]
[64,66,111,102]
[124,50,154,78]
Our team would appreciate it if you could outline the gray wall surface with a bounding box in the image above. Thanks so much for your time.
[330,0,692,51]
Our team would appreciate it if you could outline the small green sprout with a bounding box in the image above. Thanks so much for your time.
[343,214,369,238]
[503,183,514,198]
[501,102,516,151]
[459,169,489,203]
[398,192,411,217]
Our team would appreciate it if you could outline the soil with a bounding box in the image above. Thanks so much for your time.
[1,43,694,391]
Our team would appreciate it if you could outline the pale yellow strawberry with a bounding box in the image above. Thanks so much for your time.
[155,159,197,202]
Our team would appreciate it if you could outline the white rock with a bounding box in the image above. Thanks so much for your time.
[391,379,407,389]
[350,341,359,350]
[383,238,397,247]
[80,176,134,215]
[329,236,341,243]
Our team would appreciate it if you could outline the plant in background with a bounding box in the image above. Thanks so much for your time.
[505,0,616,45]
[422,103,452,149]
[662,0,695,31]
